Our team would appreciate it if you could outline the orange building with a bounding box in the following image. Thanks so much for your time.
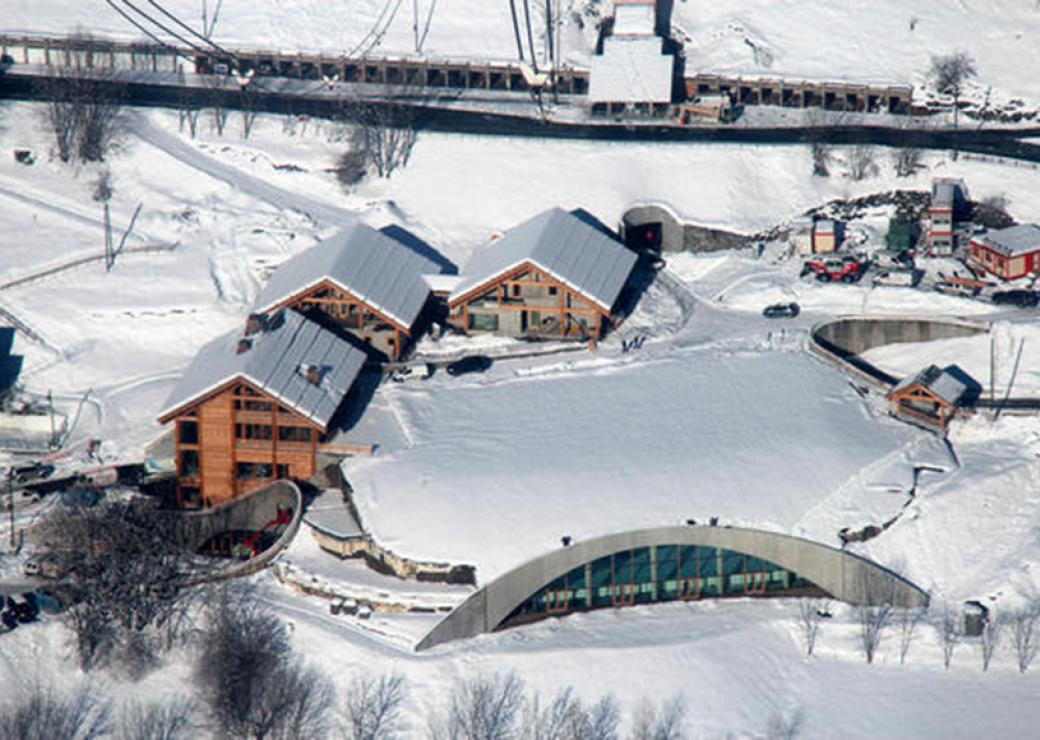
[158,310,366,509]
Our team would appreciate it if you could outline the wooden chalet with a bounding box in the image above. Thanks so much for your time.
[252,223,443,361]
[447,209,638,341]
[157,310,366,509]
[887,364,974,432]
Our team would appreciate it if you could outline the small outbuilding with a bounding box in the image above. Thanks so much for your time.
[887,364,977,432]
[969,224,1040,281]
[448,208,638,341]
[812,220,839,254]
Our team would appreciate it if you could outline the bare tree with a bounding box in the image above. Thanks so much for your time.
[177,68,201,139]
[430,673,525,740]
[810,141,831,177]
[856,576,895,664]
[202,74,229,136]
[628,696,685,740]
[891,144,923,178]
[335,127,369,189]
[797,599,828,657]
[1011,603,1040,673]
[36,501,214,672]
[846,145,878,181]
[587,695,620,740]
[117,697,198,740]
[337,91,420,179]
[0,682,112,740]
[343,674,406,740]
[35,68,79,162]
[934,602,962,670]
[980,615,1003,672]
[898,606,927,664]
[929,51,977,130]
[239,80,261,139]
[76,72,125,162]
[524,687,597,740]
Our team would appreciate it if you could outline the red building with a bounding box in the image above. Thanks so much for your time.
[928,177,969,256]
[968,224,1040,280]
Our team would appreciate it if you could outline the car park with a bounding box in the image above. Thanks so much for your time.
[446,355,493,376]
[762,302,800,318]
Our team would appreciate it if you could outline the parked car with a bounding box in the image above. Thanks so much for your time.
[446,355,493,377]
[991,289,1039,308]
[762,302,800,318]
[10,461,55,488]
[872,269,918,288]
[801,255,865,283]
[390,362,434,383]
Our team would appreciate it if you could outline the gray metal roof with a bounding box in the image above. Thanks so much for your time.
[588,36,674,104]
[978,224,1040,258]
[253,223,442,330]
[158,310,366,430]
[449,208,638,312]
[931,177,968,208]
[892,365,969,406]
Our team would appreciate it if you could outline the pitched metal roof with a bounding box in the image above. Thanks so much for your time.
[892,364,969,407]
[449,208,638,312]
[613,1,656,36]
[588,36,674,104]
[158,310,366,430]
[931,177,968,207]
[253,223,442,330]
[977,224,1040,258]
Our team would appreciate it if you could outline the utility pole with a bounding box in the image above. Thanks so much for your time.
[7,468,14,550]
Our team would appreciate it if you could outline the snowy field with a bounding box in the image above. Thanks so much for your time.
[347,346,919,580]
[1,15,1040,727]
[6,2,1040,107]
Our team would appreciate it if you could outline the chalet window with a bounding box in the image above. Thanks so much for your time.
[548,286,558,296]
[512,284,522,297]
[236,399,272,412]
[236,462,273,480]
[468,312,499,331]
[278,426,313,443]
[236,423,272,440]
[178,450,200,478]
[179,487,201,507]
[178,420,198,445]
[276,464,290,479]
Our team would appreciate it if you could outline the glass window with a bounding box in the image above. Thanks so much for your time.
[590,555,614,608]
[467,312,499,331]
[679,546,698,578]
[178,450,199,478]
[178,420,198,445]
[278,426,312,443]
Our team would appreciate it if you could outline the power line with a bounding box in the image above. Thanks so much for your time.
[141,0,236,60]
[104,0,193,62]
[507,0,525,62]
[121,0,215,57]
[522,0,538,73]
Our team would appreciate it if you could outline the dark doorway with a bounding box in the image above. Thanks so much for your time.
[626,222,663,253]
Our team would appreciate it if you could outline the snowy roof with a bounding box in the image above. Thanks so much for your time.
[449,208,638,312]
[422,273,464,294]
[253,223,442,330]
[815,220,835,233]
[588,36,674,104]
[892,365,970,407]
[977,224,1040,258]
[158,310,366,430]
[931,177,967,208]
[613,1,656,36]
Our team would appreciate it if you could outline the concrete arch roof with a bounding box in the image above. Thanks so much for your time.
[416,525,928,651]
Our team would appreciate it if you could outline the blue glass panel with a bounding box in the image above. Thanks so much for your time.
[698,547,718,576]
[679,546,699,578]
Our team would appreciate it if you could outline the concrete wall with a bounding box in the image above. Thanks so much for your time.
[813,316,988,357]
[621,203,753,253]
[416,525,928,651]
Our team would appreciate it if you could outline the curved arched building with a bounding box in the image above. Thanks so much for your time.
[416,526,928,651]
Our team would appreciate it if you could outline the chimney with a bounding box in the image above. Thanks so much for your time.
[305,364,322,386]
[236,338,252,355]
[244,313,265,336]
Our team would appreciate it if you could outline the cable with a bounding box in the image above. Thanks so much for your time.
[507,0,525,62]
[417,0,438,54]
[104,0,193,62]
[522,0,539,72]
[121,0,214,56]
[142,0,236,59]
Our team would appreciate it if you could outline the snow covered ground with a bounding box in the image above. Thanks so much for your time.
[1,24,1040,727]
[6,2,1040,109]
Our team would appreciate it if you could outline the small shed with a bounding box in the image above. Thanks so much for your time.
[885,218,919,253]
[887,364,977,432]
[812,220,838,254]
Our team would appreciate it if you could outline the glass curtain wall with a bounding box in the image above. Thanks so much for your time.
[500,544,824,630]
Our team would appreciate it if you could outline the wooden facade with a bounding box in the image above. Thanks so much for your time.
[887,383,960,432]
[161,381,321,509]
[263,279,412,360]
[448,262,611,340]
